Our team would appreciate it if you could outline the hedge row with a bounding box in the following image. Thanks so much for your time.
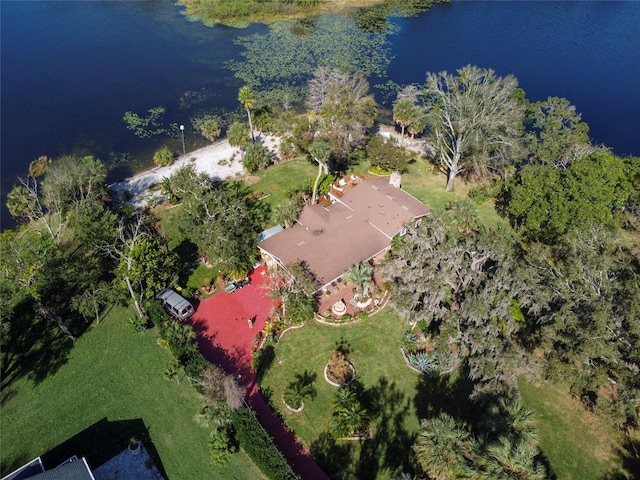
[232,408,300,480]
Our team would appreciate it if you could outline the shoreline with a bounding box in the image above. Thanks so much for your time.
[110,134,280,208]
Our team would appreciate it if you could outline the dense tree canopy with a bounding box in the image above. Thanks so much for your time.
[382,213,535,399]
[97,213,177,318]
[524,227,640,426]
[7,155,107,244]
[503,149,630,243]
[525,96,596,168]
[306,67,377,159]
[172,166,265,274]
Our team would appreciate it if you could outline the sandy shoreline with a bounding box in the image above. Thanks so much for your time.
[110,134,280,208]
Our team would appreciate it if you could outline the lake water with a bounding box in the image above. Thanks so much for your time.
[2,1,639,229]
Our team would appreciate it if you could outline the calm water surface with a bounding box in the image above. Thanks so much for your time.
[2,1,639,229]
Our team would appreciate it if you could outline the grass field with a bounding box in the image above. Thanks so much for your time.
[259,309,424,479]
[519,378,624,480]
[259,308,629,479]
[243,157,317,224]
[0,305,265,480]
[399,157,510,229]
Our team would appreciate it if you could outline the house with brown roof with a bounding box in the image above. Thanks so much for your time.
[258,176,430,290]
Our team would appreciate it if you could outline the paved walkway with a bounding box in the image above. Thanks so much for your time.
[189,266,329,480]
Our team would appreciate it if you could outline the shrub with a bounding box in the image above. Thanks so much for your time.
[153,146,174,167]
[468,179,503,204]
[232,407,300,479]
[416,320,429,336]
[145,298,168,330]
[369,165,391,175]
[244,143,272,173]
[128,315,149,332]
[208,427,233,466]
[406,351,438,377]
[283,377,314,411]
[326,350,352,385]
[400,330,418,351]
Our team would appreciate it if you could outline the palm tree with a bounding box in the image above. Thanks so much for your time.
[331,401,368,437]
[194,115,221,142]
[273,199,302,228]
[485,436,546,480]
[308,140,331,204]
[346,261,374,299]
[283,379,314,410]
[393,98,417,147]
[194,403,232,430]
[502,399,539,447]
[407,110,428,143]
[330,387,368,437]
[238,85,256,142]
[479,399,539,448]
[227,121,250,150]
[413,413,476,480]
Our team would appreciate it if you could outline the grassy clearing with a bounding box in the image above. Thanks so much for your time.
[260,309,423,478]
[242,157,317,225]
[519,378,623,480]
[0,305,265,480]
[399,157,509,229]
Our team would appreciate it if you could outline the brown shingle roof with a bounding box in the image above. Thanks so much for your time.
[259,178,430,286]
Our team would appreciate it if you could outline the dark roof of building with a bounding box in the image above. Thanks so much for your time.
[2,458,94,480]
[259,177,430,286]
[1,457,45,480]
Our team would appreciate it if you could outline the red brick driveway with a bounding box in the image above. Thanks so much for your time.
[189,266,329,480]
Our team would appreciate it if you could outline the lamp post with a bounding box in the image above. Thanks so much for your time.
[179,124,186,156]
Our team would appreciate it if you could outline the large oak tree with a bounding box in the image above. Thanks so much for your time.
[423,65,525,191]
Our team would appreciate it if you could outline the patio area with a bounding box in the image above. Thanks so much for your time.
[316,263,386,319]
[92,442,164,480]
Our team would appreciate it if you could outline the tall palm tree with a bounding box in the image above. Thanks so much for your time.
[413,413,476,480]
[407,110,428,142]
[393,98,417,147]
[347,261,374,299]
[273,199,302,228]
[330,387,368,437]
[227,121,250,150]
[238,85,256,142]
[485,436,546,480]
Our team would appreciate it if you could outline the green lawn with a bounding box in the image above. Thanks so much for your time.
[519,378,623,480]
[243,157,317,224]
[259,306,629,480]
[0,305,265,480]
[260,309,424,479]
[399,157,509,229]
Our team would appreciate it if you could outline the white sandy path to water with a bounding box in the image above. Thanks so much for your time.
[110,134,280,208]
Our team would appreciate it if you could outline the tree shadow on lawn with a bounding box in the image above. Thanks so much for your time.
[602,435,640,480]
[413,371,476,425]
[172,238,200,284]
[1,297,91,391]
[310,376,418,479]
[42,417,166,478]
